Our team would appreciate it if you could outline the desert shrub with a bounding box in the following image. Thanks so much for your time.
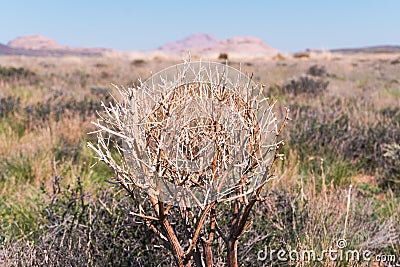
[307,64,327,77]
[288,102,400,188]
[218,53,228,60]
[87,61,292,266]
[24,97,101,127]
[343,122,399,171]
[0,66,36,80]
[293,52,310,59]
[25,102,52,124]
[68,70,90,88]
[100,71,111,79]
[52,138,81,162]
[288,103,349,161]
[380,106,400,124]
[57,98,101,120]
[0,175,174,266]
[131,59,146,66]
[0,66,39,87]
[280,76,329,96]
[3,178,398,266]
[0,96,20,118]
[381,143,400,191]
[94,63,108,68]
[90,86,110,99]
[390,58,400,65]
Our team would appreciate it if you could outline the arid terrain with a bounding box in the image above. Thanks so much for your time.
[0,36,399,265]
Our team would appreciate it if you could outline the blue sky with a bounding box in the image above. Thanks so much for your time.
[1,0,399,52]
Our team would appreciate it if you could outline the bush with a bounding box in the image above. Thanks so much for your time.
[0,66,36,79]
[288,102,400,188]
[0,66,38,85]
[307,65,328,77]
[0,96,20,118]
[381,143,400,191]
[131,59,146,66]
[24,97,101,126]
[280,76,329,96]
[218,53,228,60]
[1,176,174,266]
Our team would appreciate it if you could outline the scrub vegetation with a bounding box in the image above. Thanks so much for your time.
[0,54,399,266]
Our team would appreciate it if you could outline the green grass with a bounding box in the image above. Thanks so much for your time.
[0,185,43,240]
[0,155,35,184]
[0,117,26,137]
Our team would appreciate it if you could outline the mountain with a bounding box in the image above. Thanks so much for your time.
[2,35,111,56]
[157,33,279,59]
[0,42,48,56]
[0,43,16,55]
[158,33,221,52]
[330,45,400,54]
[2,34,400,59]
[1,34,279,59]
[202,36,279,58]
[8,35,65,50]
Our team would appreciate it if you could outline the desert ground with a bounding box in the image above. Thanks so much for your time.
[0,52,399,266]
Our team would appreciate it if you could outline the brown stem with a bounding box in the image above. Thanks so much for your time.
[146,221,168,243]
[227,200,240,267]
[149,196,186,266]
[227,238,238,267]
[185,204,212,260]
[162,217,187,266]
[234,198,256,239]
[204,204,216,267]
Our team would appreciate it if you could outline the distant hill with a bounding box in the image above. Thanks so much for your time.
[0,33,280,59]
[158,33,221,52]
[8,35,65,50]
[330,45,400,54]
[0,43,16,55]
[3,34,399,59]
[1,35,110,56]
[157,33,279,59]
[201,36,279,58]
[0,42,47,56]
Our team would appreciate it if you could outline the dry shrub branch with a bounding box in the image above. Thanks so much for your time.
[88,61,288,266]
